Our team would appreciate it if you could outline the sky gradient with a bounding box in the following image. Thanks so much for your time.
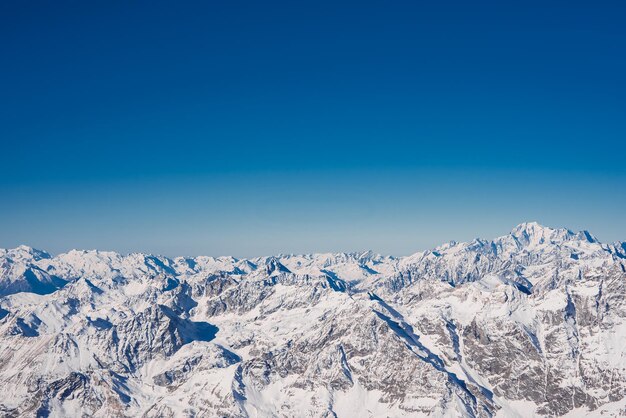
[1,1,625,256]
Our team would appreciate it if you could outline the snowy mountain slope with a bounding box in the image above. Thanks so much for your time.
[0,222,624,417]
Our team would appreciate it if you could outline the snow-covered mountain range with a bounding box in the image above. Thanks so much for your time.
[0,222,624,417]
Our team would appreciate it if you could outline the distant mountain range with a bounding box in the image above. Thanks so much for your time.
[0,222,624,417]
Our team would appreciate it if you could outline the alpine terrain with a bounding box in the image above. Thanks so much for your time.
[0,222,624,417]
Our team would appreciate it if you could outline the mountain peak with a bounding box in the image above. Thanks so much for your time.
[264,256,291,275]
[9,245,51,261]
[511,221,552,234]
[509,222,584,247]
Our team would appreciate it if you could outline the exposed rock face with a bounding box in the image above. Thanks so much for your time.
[0,222,624,417]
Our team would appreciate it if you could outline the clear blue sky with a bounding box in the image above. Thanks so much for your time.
[1,1,625,256]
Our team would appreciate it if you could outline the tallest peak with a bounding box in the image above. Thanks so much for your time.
[510,221,557,237]
[509,222,552,245]
[508,222,598,246]
[512,221,548,232]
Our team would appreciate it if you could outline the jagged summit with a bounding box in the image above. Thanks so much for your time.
[262,256,291,275]
[505,221,603,249]
[510,221,571,242]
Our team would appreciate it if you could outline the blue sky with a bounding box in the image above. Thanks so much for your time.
[1,1,625,256]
